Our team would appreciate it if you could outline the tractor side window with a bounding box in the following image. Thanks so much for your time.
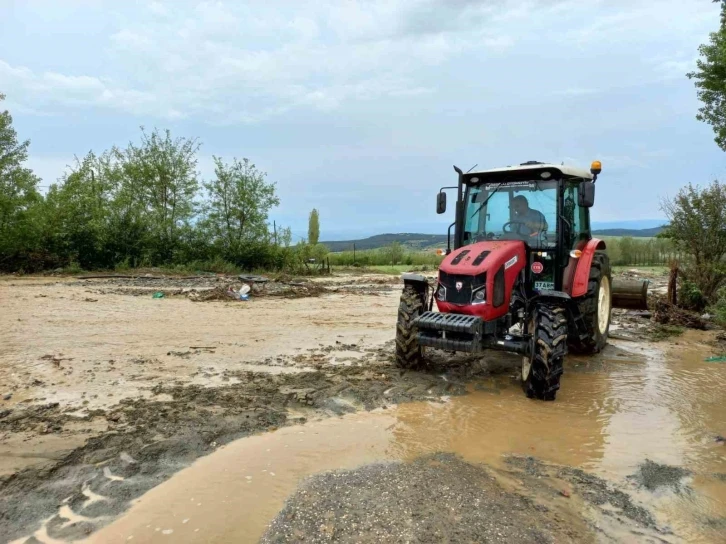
[564,184,589,249]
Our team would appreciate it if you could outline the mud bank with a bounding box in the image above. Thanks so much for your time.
[0,343,489,542]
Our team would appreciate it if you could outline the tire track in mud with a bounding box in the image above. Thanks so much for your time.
[0,343,490,542]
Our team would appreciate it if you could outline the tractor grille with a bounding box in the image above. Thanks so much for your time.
[438,271,485,305]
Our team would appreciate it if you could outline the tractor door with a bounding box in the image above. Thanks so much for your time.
[561,182,592,290]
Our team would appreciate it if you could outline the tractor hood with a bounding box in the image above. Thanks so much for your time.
[440,241,525,276]
[436,240,527,320]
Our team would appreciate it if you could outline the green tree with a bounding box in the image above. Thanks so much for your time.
[202,156,279,263]
[385,241,404,265]
[42,151,117,268]
[687,1,726,150]
[661,180,726,300]
[308,208,320,245]
[116,128,200,262]
[0,93,42,265]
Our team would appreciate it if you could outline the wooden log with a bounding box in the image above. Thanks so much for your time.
[612,278,649,310]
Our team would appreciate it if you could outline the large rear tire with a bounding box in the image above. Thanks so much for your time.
[522,304,567,401]
[569,252,612,354]
[395,285,425,370]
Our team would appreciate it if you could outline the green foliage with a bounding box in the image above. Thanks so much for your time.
[116,127,200,263]
[329,248,442,267]
[0,96,298,273]
[601,236,678,267]
[687,1,726,150]
[648,324,685,342]
[708,285,726,326]
[0,93,43,268]
[661,180,726,301]
[383,242,404,265]
[202,156,280,266]
[678,279,707,311]
[308,208,320,246]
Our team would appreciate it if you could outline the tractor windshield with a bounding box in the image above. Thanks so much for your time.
[463,180,557,249]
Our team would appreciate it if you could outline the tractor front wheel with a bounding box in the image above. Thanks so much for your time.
[395,285,425,369]
[522,304,568,401]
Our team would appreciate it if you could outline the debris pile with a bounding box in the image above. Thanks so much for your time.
[653,298,707,330]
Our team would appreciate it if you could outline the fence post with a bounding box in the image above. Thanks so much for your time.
[667,260,678,306]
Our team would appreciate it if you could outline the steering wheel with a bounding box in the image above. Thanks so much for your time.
[502,221,527,234]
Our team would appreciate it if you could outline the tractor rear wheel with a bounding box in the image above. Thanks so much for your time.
[570,252,612,354]
[522,304,567,401]
[395,285,425,369]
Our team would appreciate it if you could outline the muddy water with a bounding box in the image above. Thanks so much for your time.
[83,335,726,544]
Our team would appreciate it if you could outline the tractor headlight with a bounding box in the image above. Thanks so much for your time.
[437,285,446,301]
[472,288,486,304]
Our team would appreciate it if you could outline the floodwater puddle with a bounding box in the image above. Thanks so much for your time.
[76,336,726,543]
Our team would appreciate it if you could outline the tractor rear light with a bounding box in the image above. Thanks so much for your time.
[570,250,582,259]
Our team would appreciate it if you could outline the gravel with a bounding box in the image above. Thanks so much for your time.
[261,453,579,544]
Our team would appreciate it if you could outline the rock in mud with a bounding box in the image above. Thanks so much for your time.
[628,459,691,493]
[261,453,577,544]
[507,456,659,532]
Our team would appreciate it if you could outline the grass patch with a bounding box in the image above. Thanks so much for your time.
[332,264,438,275]
[647,324,684,341]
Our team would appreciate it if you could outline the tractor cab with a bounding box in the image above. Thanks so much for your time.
[455,161,598,294]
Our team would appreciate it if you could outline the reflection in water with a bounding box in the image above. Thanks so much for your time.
[84,337,726,544]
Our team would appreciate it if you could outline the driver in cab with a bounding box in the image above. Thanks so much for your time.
[512,195,547,237]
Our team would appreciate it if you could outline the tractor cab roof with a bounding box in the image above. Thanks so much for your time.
[463,162,593,185]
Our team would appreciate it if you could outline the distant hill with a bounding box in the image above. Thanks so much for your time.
[591,226,664,237]
[322,227,664,252]
[322,233,447,252]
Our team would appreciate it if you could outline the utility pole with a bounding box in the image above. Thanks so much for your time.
[273,221,277,246]
[353,242,356,264]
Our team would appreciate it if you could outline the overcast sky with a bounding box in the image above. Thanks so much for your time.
[1,0,724,240]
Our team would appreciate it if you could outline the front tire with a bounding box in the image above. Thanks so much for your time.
[395,285,425,369]
[570,252,612,354]
[522,304,568,401]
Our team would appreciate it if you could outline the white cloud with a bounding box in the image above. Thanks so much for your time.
[0,60,182,119]
[0,0,719,126]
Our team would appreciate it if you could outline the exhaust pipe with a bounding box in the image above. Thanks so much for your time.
[612,278,649,310]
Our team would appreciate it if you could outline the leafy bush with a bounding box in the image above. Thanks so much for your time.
[678,278,707,311]
[708,286,726,326]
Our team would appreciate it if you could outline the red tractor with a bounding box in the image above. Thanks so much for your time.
[396,160,617,401]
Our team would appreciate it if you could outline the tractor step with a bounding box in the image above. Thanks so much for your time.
[414,312,483,335]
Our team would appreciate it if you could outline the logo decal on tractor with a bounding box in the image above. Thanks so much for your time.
[531,261,544,274]
[455,281,463,291]
[504,256,518,270]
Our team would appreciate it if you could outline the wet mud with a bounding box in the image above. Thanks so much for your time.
[2,269,726,543]
[1,342,487,542]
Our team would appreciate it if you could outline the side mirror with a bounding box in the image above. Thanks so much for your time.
[578,181,595,208]
[436,192,447,214]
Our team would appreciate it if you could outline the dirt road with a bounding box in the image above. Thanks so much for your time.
[1,271,725,543]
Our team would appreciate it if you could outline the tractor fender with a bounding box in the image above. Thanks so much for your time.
[565,238,606,298]
[401,273,430,299]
